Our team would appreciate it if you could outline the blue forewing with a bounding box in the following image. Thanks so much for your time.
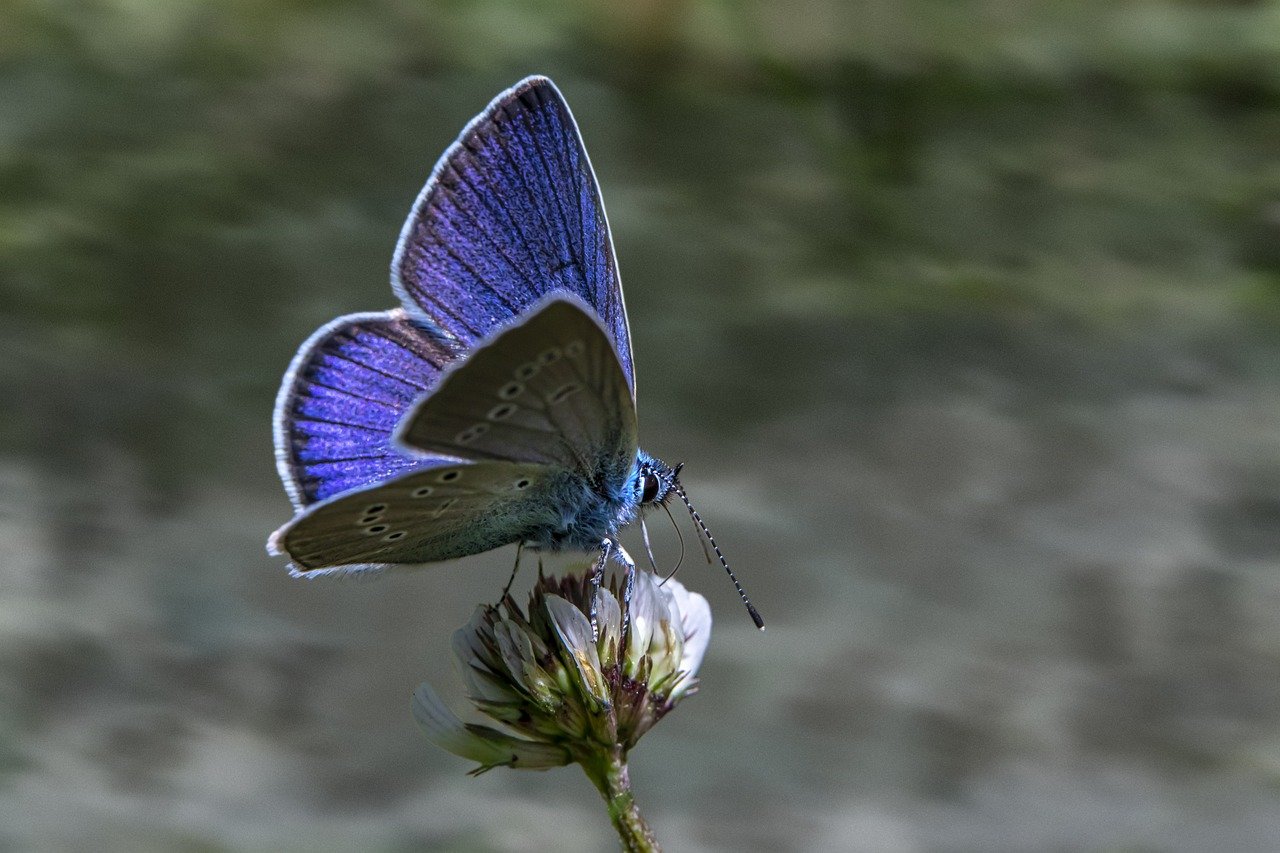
[391,76,634,391]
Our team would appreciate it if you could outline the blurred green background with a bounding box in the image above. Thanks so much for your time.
[4,1,1280,849]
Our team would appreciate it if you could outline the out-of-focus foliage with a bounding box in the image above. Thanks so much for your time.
[3,1,1280,850]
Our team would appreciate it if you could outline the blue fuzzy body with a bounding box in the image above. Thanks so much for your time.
[524,450,654,551]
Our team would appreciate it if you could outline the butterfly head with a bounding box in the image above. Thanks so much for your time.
[637,455,682,506]
[635,453,765,630]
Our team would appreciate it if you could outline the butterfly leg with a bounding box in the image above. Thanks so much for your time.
[588,538,614,641]
[611,540,637,606]
[611,540,640,638]
[497,541,526,606]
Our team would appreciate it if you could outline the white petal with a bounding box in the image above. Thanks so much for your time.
[489,619,556,706]
[451,607,494,669]
[625,571,661,671]
[544,595,609,704]
[667,579,712,695]
[594,586,622,668]
[494,619,536,680]
[646,617,681,689]
[459,662,515,704]
[411,683,568,770]
[451,611,515,702]
[411,682,497,761]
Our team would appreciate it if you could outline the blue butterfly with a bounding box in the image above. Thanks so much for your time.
[268,77,761,628]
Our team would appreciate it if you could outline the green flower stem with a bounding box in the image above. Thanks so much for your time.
[581,751,660,853]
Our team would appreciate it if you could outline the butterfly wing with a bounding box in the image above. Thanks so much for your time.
[395,295,638,489]
[391,76,635,394]
[274,296,638,576]
[269,460,559,575]
[273,309,460,508]
[273,79,642,576]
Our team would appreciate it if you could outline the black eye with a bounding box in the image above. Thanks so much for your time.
[641,473,660,503]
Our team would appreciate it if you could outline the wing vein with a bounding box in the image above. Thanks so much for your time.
[412,272,487,340]
[290,415,390,433]
[440,166,546,298]
[432,206,538,303]
[302,379,414,409]
[455,143,546,293]
[524,108,583,291]
[437,237,521,316]
[491,115,560,283]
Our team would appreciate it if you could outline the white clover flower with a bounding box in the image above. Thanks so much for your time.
[412,569,712,773]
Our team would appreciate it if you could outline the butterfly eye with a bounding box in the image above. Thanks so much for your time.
[514,362,539,380]
[437,470,461,483]
[564,339,585,358]
[498,381,524,400]
[641,473,661,503]
[410,486,434,498]
[487,403,517,421]
[536,347,561,366]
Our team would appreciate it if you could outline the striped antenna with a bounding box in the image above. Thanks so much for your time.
[673,483,765,630]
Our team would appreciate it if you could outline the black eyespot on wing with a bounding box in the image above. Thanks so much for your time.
[456,423,489,444]
[547,382,581,404]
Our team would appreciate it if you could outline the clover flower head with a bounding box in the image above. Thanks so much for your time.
[412,567,711,774]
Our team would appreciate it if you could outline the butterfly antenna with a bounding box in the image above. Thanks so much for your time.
[639,517,659,571]
[694,516,714,564]
[658,501,686,585]
[672,463,713,564]
[673,484,765,630]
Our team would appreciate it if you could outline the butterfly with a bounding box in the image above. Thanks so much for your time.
[268,76,762,628]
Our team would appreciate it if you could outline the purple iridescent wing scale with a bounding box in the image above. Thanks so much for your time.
[273,309,460,508]
[391,76,635,394]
